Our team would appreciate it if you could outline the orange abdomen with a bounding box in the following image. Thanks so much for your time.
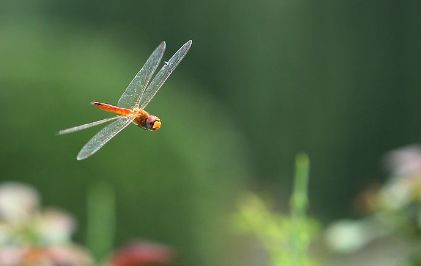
[92,102,131,116]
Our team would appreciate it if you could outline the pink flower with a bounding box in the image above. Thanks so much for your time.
[381,145,421,209]
[385,145,421,178]
[110,241,173,266]
[0,247,26,266]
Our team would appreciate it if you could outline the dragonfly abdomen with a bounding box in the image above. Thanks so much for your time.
[92,102,131,116]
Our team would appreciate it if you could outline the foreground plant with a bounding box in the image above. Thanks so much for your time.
[233,154,320,266]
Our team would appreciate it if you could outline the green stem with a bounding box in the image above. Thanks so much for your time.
[86,182,115,261]
[289,153,310,266]
[291,153,310,218]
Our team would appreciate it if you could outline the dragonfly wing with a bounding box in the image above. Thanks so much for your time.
[76,116,134,160]
[58,116,121,135]
[117,42,166,109]
[139,40,192,109]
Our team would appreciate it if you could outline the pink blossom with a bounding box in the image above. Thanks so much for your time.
[110,241,173,266]
[385,145,421,178]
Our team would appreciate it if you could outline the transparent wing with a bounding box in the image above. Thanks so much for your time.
[139,40,192,109]
[117,42,166,109]
[76,116,134,160]
[58,116,121,135]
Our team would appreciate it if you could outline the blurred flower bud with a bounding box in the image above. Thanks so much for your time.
[110,241,173,266]
[0,247,26,266]
[0,182,39,224]
[353,184,380,214]
[385,145,421,179]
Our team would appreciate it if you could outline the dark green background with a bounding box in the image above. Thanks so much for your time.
[1,1,420,265]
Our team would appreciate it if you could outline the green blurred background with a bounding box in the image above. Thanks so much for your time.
[1,0,420,265]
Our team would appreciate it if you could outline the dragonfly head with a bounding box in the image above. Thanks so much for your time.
[145,115,161,131]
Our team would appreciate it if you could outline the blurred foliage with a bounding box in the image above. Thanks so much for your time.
[233,154,320,266]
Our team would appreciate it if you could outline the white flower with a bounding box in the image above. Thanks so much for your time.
[0,182,39,224]
[378,181,412,210]
[34,209,75,245]
[385,145,421,178]
[325,219,386,253]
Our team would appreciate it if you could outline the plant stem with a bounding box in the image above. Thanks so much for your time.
[86,182,115,261]
[289,153,310,266]
[291,153,310,218]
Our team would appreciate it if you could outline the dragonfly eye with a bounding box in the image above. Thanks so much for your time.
[146,115,161,130]
[152,119,161,130]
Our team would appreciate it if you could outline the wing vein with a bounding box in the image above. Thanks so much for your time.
[117,42,166,108]
[58,116,121,135]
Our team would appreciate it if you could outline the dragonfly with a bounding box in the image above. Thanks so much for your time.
[59,40,192,160]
